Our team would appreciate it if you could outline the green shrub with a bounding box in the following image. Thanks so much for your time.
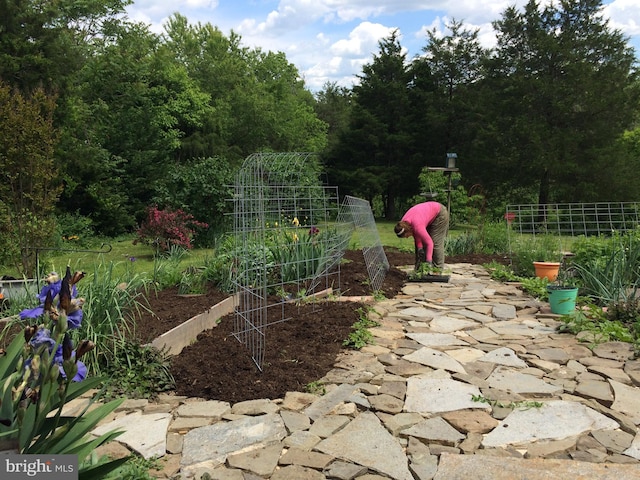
[100,340,175,401]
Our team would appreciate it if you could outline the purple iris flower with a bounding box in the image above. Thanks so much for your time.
[53,344,87,382]
[29,328,56,351]
[37,280,77,303]
[66,309,83,329]
[20,305,45,320]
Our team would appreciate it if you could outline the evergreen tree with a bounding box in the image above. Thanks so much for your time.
[326,30,417,219]
[479,0,639,203]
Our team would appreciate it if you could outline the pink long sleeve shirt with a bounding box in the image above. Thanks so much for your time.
[401,202,442,262]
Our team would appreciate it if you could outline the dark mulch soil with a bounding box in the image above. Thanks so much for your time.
[132,249,508,403]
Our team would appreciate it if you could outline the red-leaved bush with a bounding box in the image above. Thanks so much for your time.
[134,206,208,251]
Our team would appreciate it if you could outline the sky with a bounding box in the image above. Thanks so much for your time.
[125,0,640,93]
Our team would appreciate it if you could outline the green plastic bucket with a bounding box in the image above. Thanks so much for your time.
[547,286,578,315]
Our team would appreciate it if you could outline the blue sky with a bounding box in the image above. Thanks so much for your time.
[125,0,640,92]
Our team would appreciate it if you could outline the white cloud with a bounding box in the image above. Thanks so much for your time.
[605,0,640,36]
[330,21,394,56]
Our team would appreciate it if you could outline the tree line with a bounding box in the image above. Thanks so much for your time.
[1,0,639,272]
[322,1,640,219]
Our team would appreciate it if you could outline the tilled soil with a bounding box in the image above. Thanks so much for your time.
[132,249,508,402]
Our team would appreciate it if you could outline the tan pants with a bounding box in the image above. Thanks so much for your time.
[427,205,449,268]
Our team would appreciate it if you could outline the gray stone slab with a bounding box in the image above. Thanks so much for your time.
[429,316,477,333]
[623,431,640,460]
[226,442,283,476]
[401,416,465,445]
[453,309,495,324]
[486,368,563,396]
[403,347,467,374]
[92,411,172,459]
[406,332,469,347]
[316,412,413,480]
[492,304,516,320]
[482,400,619,448]
[304,384,360,421]
[396,306,437,318]
[434,452,640,480]
[180,413,287,471]
[478,347,527,368]
[404,377,489,414]
[609,379,640,423]
[176,400,231,419]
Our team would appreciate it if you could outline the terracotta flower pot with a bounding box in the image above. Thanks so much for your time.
[533,261,561,282]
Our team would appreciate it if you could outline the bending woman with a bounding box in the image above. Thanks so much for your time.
[394,201,449,269]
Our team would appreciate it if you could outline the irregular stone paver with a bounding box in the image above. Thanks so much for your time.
[623,431,640,460]
[304,384,360,420]
[180,413,287,472]
[92,411,171,459]
[609,379,640,423]
[226,442,283,476]
[478,347,527,368]
[429,316,477,333]
[395,306,436,318]
[403,347,467,374]
[404,378,489,414]
[401,417,465,445]
[444,347,485,364]
[434,452,640,480]
[482,400,619,447]
[486,368,564,396]
[492,304,517,320]
[315,412,413,480]
[406,332,469,347]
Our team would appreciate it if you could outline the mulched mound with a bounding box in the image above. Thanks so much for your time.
[131,248,508,403]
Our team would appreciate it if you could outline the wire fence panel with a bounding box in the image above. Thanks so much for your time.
[231,152,353,371]
[338,196,389,292]
[506,203,640,237]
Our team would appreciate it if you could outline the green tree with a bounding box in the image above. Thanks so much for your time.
[480,0,639,204]
[0,0,131,92]
[315,82,353,153]
[60,22,211,235]
[326,30,417,219]
[164,14,326,160]
[0,82,62,274]
[152,156,235,238]
[410,19,488,172]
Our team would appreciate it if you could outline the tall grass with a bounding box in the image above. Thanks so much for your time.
[572,234,640,306]
[77,260,152,375]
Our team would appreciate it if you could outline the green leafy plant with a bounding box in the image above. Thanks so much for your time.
[557,302,635,348]
[343,307,380,349]
[152,245,189,289]
[100,340,175,401]
[408,262,450,280]
[178,267,207,295]
[519,276,551,300]
[471,394,543,410]
[0,267,128,477]
[304,381,326,395]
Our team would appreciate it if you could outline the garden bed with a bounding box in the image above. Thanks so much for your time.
[132,250,508,403]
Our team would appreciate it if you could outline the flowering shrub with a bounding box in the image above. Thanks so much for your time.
[0,266,128,474]
[134,206,208,251]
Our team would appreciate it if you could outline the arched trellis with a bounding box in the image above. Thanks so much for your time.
[231,152,353,370]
